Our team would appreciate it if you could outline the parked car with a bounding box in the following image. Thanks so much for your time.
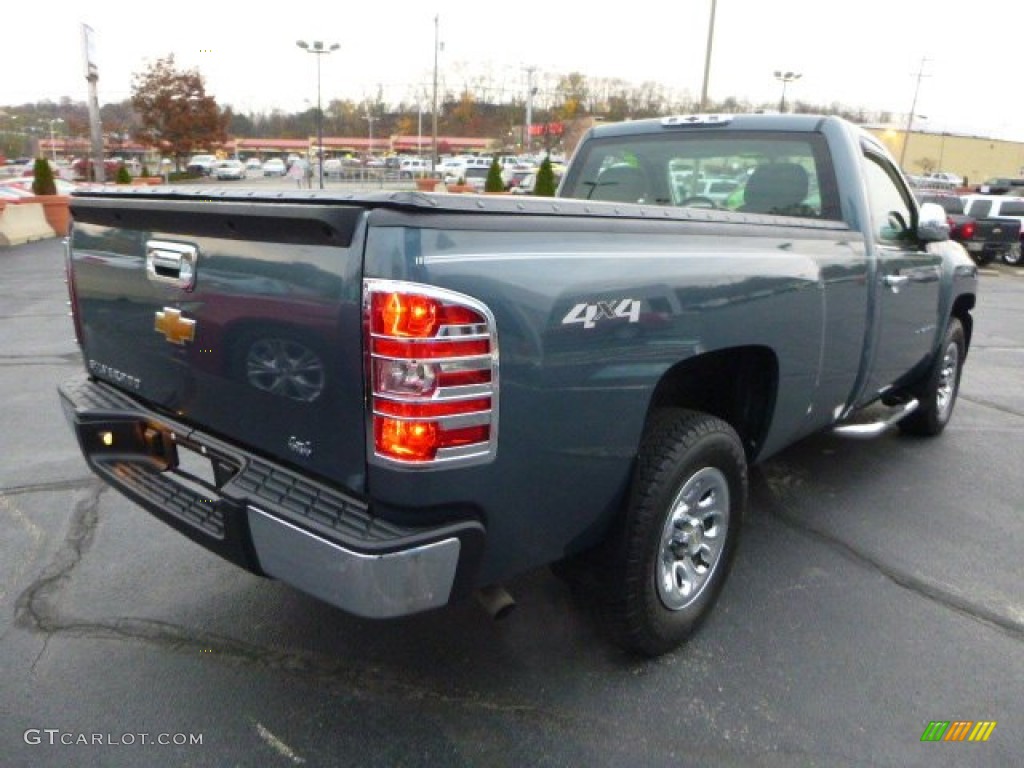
[502,167,535,191]
[441,156,491,184]
[961,194,1024,265]
[214,160,247,180]
[462,165,491,192]
[186,154,218,176]
[975,177,1024,195]
[69,158,123,181]
[398,158,432,178]
[61,113,978,657]
[322,158,344,178]
[512,167,565,195]
[262,158,286,177]
[917,192,1020,266]
[244,158,263,170]
[922,171,963,189]
[688,177,741,205]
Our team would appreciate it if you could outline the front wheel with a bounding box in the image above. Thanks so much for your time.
[602,409,747,656]
[900,317,965,436]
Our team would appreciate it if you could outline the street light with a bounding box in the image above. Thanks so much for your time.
[773,70,802,113]
[48,118,64,163]
[296,39,339,189]
[432,15,441,172]
[363,112,375,163]
[700,0,717,110]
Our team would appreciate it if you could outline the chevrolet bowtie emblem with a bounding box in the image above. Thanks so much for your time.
[154,307,196,345]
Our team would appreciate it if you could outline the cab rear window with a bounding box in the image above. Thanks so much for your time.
[560,131,841,220]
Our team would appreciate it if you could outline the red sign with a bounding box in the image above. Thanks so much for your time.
[528,122,564,137]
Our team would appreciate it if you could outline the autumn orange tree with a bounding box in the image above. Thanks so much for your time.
[131,55,230,171]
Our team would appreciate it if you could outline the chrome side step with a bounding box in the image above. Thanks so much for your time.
[832,398,919,439]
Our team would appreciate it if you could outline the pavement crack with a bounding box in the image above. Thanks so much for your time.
[7,477,557,722]
[751,468,1024,642]
[14,481,105,634]
[1,477,98,497]
[31,635,52,673]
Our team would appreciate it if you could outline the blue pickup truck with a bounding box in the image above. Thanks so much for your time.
[59,114,977,656]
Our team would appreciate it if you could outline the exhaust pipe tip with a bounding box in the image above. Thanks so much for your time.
[474,584,516,620]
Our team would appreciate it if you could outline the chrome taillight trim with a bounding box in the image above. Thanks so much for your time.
[370,408,492,431]
[363,278,499,469]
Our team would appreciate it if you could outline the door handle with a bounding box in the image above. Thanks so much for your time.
[146,241,198,290]
[883,274,910,292]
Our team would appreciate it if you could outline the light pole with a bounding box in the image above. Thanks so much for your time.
[48,118,64,163]
[700,0,717,110]
[773,71,802,113]
[432,15,440,171]
[296,39,339,190]
[417,99,423,157]
[524,66,536,154]
[363,112,375,165]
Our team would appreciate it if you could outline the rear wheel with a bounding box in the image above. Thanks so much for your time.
[900,317,965,436]
[600,409,747,657]
[1002,242,1023,266]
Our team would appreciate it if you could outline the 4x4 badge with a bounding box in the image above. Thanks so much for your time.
[155,307,196,345]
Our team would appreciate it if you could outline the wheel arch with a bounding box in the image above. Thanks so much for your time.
[644,346,778,462]
[951,293,975,356]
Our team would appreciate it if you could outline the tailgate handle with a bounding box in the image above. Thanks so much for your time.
[146,241,198,290]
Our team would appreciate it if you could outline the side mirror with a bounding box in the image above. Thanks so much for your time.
[917,202,951,242]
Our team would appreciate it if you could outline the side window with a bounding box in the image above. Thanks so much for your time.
[968,199,993,218]
[862,154,915,244]
[999,201,1024,216]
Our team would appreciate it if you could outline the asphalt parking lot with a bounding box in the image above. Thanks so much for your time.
[1,236,1021,767]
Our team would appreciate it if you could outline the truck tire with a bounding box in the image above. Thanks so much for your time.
[1002,242,1022,266]
[602,409,747,656]
[899,317,965,437]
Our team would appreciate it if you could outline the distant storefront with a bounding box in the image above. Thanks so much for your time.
[867,126,1024,187]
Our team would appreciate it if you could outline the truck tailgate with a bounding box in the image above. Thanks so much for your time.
[68,194,369,492]
[969,217,1020,247]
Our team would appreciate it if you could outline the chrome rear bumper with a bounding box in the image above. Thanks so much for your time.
[248,506,461,618]
[58,373,484,619]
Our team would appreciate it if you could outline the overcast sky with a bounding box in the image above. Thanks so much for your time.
[7,1,1024,141]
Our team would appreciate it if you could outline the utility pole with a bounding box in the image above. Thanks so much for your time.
[524,66,536,154]
[81,24,105,182]
[899,57,930,171]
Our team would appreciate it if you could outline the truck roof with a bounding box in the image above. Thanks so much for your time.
[584,113,836,140]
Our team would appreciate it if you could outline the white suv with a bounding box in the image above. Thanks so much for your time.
[961,195,1024,265]
[398,158,432,178]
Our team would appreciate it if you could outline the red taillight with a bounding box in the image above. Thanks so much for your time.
[373,292,440,337]
[365,280,497,466]
[959,221,975,239]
